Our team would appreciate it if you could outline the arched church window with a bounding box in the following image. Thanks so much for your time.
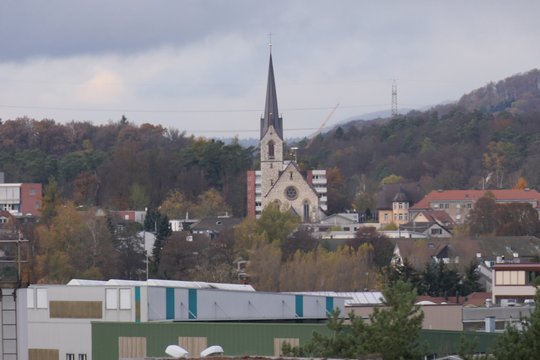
[303,201,310,222]
[268,141,275,159]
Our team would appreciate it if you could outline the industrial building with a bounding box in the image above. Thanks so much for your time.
[15,279,346,360]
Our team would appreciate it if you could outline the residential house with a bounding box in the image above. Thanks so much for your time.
[399,210,455,238]
[391,239,463,270]
[491,263,540,305]
[190,216,242,240]
[376,182,425,226]
[411,189,540,225]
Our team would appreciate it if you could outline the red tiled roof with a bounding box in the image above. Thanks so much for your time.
[412,189,540,209]
[418,209,455,225]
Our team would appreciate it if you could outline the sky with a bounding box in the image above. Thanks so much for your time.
[1,1,539,139]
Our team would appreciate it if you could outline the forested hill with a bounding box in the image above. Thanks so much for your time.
[1,69,540,216]
[296,68,540,211]
[0,120,254,216]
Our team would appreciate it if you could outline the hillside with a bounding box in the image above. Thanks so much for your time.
[0,69,539,216]
[295,69,540,211]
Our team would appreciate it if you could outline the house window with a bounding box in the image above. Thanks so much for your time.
[398,203,403,209]
[78,355,87,360]
[66,354,75,360]
[29,188,36,196]
[384,214,388,221]
[398,214,403,221]
[404,214,408,221]
[467,203,472,209]
[289,172,293,180]
[431,228,443,235]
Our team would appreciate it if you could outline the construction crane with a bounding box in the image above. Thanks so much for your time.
[305,103,340,149]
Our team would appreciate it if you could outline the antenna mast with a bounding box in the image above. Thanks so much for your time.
[391,79,398,118]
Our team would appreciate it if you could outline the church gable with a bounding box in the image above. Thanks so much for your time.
[263,162,320,222]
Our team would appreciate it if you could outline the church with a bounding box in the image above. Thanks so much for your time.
[246,53,327,222]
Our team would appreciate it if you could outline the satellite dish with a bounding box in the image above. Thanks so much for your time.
[165,345,189,358]
[200,345,224,357]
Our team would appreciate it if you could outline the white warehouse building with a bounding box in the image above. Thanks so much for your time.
[6,279,346,360]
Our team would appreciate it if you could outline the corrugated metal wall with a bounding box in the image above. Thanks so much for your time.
[92,322,330,360]
[92,322,501,360]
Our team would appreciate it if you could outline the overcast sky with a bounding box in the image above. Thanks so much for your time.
[1,1,539,139]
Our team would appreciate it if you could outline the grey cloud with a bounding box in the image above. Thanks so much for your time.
[0,0,273,61]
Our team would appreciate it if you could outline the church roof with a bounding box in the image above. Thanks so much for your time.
[261,53,283,140]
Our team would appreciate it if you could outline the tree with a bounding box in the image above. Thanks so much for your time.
[381,174,406,185]
[495,203,540,236]
[461,262,484,296]
[245,241,282,291]
[383,259,422,290]
[466,193,497,235]
[419,261,461,298]
[35,203,117,282]
[483,141,520,189]
[363,280,425,359]
[326,167,350,214]
[159,190,193,220]
[144,209,171,277]
[40,176,60,224]
[257,203,300,244]
[285,280,424,359]
[348,227,394,268]
[514,176,528,190]
[158,232,210,280]
[233,216,266,258]
[193,188,231,218]
[114,223,145,280]
[280,229,317,261]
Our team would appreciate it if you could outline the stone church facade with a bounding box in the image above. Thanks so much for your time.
[246,53,327,222]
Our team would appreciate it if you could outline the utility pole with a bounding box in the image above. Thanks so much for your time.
[391,79,398,118]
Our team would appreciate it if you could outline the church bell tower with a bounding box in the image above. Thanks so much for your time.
[260,53,283,197]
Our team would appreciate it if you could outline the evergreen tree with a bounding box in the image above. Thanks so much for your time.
[284,280,424,359]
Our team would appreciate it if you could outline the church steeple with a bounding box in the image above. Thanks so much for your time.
[261,53,283,139]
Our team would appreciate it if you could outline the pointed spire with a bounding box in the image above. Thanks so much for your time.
[261,53,283,139]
